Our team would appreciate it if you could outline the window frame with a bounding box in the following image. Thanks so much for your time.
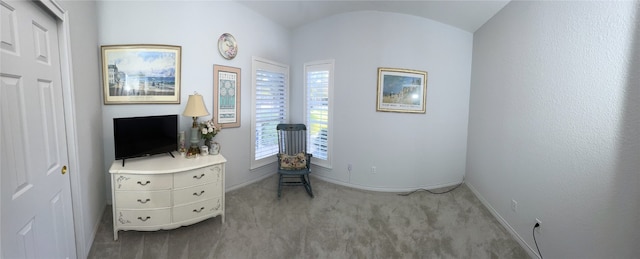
[250,57,289,169]
[303,59,334,169]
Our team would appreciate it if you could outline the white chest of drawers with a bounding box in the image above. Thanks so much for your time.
[109,154,226,240]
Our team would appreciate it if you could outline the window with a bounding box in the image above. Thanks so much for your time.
[304,60,334,169]
[251,57,289,169]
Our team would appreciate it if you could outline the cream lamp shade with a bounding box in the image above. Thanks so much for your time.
[183,93,209,118]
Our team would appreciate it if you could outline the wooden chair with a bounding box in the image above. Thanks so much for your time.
[276,124,314,199]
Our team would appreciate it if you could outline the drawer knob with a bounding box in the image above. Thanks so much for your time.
[137,216,151,222]
[137,180,151,186]
[193,190,205,197]
[137,198,151,204]
[193,207,205,213]
[193,174,205,180]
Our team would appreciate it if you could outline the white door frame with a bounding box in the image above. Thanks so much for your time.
[36,0,87,257]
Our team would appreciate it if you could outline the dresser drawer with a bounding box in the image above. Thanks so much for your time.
[115,190,171,209]
[173,197,223,223]
[115,208,171,227]
[113,174,172,191]
[173,182,221,206]
[174,164,222,188]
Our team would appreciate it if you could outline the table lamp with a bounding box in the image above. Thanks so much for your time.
[182,93,209,157]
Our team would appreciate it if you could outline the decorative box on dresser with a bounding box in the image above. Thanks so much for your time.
[109,154,226,240]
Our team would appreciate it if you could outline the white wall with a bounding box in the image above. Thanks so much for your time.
[291,11,472,190]
[97,1,290,202]
[467,1,640,258]
[57,1,106,257]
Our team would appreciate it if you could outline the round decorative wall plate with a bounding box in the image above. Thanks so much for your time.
[218,33,237,60]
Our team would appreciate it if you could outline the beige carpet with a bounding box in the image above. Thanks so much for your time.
[89,174,528,258]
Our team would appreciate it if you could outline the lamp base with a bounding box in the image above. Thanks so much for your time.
[186,145,200,158]
[186,126,201,158]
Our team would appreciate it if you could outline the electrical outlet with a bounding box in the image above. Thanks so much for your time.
[371,166,376,174]
[511,199,518,212]
[535,218,542,233]
[348,164,352,172]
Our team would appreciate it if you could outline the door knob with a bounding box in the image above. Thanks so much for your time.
[61,165,67,175]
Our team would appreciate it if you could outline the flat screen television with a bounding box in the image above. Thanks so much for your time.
[113,114,178,165]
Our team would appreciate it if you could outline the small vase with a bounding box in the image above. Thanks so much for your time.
[203,138,220,155]
[209,142,220,155]
[203,138,212,154]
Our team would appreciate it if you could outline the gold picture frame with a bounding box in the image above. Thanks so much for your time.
[101,44,181,104]
[376,67,428,113]
[213,65,241,128]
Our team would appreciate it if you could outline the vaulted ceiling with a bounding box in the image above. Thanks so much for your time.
[237,0,510,32]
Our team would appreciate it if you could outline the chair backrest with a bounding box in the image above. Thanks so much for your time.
[277,124,307,155]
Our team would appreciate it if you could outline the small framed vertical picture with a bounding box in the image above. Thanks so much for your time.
[376,67,428,113]
[213,65,241,128]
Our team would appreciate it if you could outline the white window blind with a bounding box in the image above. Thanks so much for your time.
[304,60,334,168]
[251,57,289,169]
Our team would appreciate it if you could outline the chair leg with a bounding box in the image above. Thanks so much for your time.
[302,174,314,198]
[278,173,313,199]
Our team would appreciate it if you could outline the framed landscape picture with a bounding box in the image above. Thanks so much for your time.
[213,65,241,128]
[101,44,181,104]
[376,67,428,113]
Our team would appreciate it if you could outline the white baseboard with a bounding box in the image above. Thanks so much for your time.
[312,174,463,193]
[465,182,540,259]
[225,172,276,192]
[85,205,106,257]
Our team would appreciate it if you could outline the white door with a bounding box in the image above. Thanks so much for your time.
[1,0,77,258]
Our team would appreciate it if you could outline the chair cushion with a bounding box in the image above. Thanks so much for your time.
[279,152,307,170]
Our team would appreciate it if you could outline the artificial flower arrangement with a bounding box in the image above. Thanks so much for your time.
[199,119,220,141]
